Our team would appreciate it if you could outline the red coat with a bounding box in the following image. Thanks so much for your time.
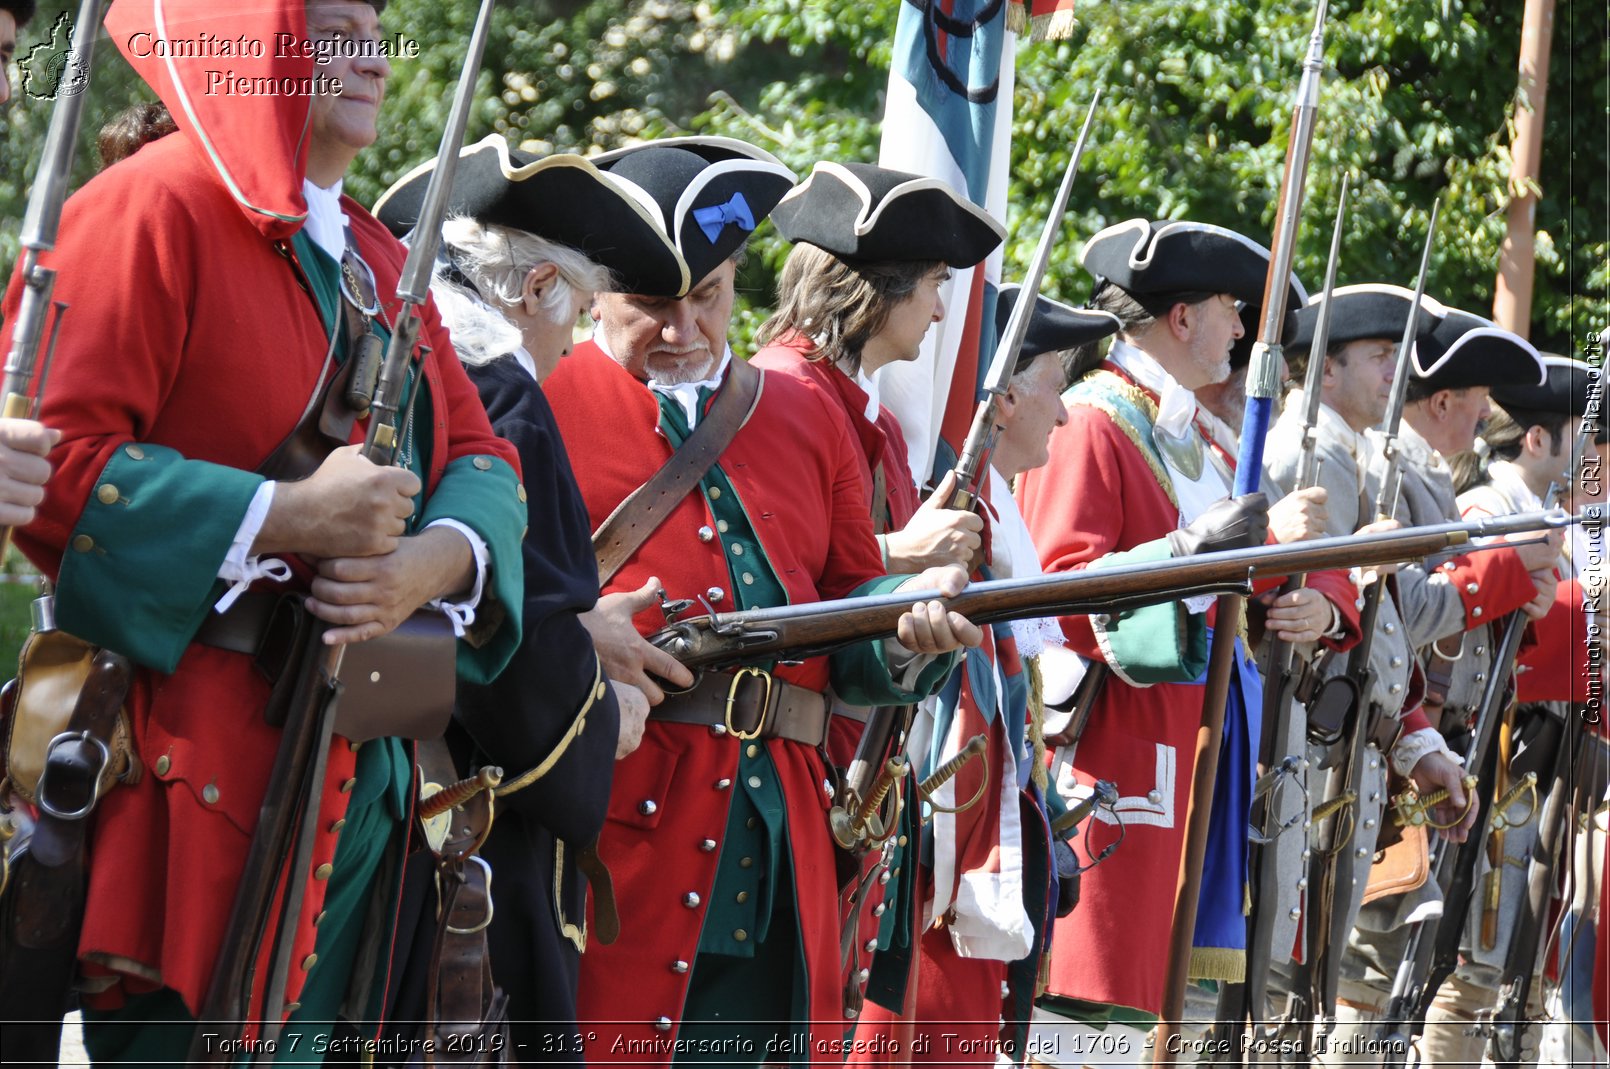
[545,345,895,1059]
[1014,363,1221,1014]
[3,132,519,1020]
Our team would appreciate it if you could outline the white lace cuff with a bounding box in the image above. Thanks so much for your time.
[1390,726,1461,778]
[215,482,292,613]
[423,518,488,637]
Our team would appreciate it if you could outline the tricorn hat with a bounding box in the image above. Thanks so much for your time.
[1491,354,1599,420]
[994,284,1119,373]
[373,134,691,298]
[1411,309,1545,393]
[1289,284,1448,357]
[1080,218,1307,314]
[770,162,1005,268]
[589,136,797,294]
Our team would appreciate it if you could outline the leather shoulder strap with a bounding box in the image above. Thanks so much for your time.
[592,357,763,585]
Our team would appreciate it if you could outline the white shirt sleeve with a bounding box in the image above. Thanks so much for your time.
[423,518,489,637]
[1390,726,1461,778]
[215,481,293,612]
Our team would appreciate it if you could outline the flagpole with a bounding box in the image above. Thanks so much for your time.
[1492,0,1555,335]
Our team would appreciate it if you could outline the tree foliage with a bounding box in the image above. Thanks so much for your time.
[2,0,1603,355]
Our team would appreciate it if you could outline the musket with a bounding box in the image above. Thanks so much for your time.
[192,1,499,1057]
[649,513,1569,676]
[0,0,109,559]
[948,89,1101,510]
[1158,5,1328,1062]
[1302,198,1442,1047]
[1226,174,1352,1052]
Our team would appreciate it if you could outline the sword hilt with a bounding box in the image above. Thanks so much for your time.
[1489,771,1540,830]
[1390,774,1479,828]
[829,756,906,850]
[419,765,504,820]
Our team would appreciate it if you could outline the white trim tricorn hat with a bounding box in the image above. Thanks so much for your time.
[374,134,693,298]
[1411,309,1545,393]
[770,162,1005,267]
[589,136,798,294]
[994,284,1119,373]
[1080,218,1307,313]
[1289,284,1448,356]
[1491,353,1598,419]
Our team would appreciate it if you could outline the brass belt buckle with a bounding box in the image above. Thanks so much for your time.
[724,667,774,740]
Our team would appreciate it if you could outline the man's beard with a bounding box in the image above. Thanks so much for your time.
[646,347,717,385]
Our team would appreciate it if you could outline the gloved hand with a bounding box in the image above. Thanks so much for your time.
[1166,492,1270,557]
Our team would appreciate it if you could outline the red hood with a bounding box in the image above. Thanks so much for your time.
[107,0,312,239]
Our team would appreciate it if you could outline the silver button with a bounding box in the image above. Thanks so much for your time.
[1384,622,1396,635]
[1475,645,1486,656]
[1466,582,1480,595]
[715,778,732,790]
[672,960,689,974]
[1364,818,1377,830]
[865,938,879,953]
[844,1008,859,1020]
[1390,656,1404,668]
[879,871,891,885]
[710,725,727,737]
[655,1017,673,1031]
[700,838,717,852]
[1289,907,1303,920]
[1095,614,1111,627]
[823,779,834,796]
[748,775,762,788]
[1475,673,1487,683]
[639,800,658,816]
[1356,847,1370,858]
[1390,683,1403,694]
[1472,606,1484,618]
[1146,789,1163,806]
[706,587,725,603]
[872,903,886,917]
[698,526,715,542]
[858,968,871,982]
[731,543,744,557]
[683,892,701,908]
[1297,878,1308,890]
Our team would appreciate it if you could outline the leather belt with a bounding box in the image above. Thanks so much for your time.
[1368,706,1405,754]
[193,590,283,656]
[651,669,829,748]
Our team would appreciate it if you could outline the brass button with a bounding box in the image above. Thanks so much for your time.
[71,534,95,553]
[745,744,759,759]
[154,755,171,776]
[698,526,715,543]
[124,444,146,460]
[349,739,362,752]
[735,891,749,903]
[517,484,528,503]
[700,838,717,852]
[733,929,748,942]
[302,953,318,971]
[315,863,334,880]
[708,486,721,500]
[682,892,701,908]
[96,484,120,505]
[330,818,347,833]
[741,572,754,586]
[202,783,220,805]
[739,857,753,869]
[898,835,908,847]
[731,543,744,557]
[340,777,357,794]
[472,456,492,471]
[639,800,658,817]
[596,681,608,701]
[314,911,328,927]
[746,817,757,830]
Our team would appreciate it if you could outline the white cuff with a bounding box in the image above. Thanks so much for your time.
[1390,726,1461,778]
[882,638,937,690]
[215,482,292,613]
[1321,599,1345,640]
[423,518,489,637]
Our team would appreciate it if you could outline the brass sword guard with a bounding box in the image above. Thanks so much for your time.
[1391,773,1479,829]
[919,734,989,816]
[1488,771,1540,830]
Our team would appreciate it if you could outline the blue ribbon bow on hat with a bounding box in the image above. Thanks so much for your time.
[692,192,755,244]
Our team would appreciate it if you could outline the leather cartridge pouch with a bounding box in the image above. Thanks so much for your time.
[3,628,136,805]
[1362,823,1430,905]
[1306,674,1359,751]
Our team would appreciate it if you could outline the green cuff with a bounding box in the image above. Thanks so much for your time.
[56,444,263,673]
[418,453,526,684]
[1088,539,1208,686]
[829,574,959,706]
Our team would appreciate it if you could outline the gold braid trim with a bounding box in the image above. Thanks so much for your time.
[495,655,605,798]
[1187,945,1246,983]
[1068,372,1179,510]
[1026,655,1049,791]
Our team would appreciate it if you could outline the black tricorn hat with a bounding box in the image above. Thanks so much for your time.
[372,134,692,298]
[589,136,797,293]
[1411,309,1545,393]
[994,284,1119,373]
[1080,218,1306,313]
[1289,283,1448,357]
[1491,354,1599,419]
[770,162,1005,268]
